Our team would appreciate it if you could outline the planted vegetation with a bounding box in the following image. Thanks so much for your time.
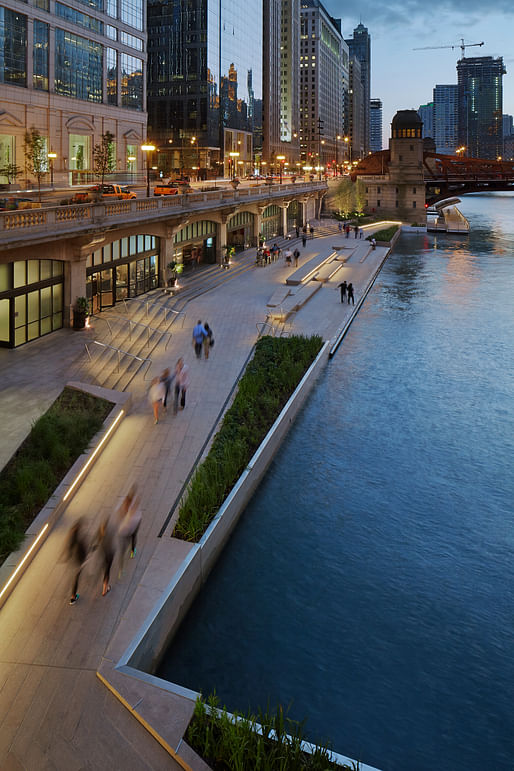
[367,225,399,243]
[187,695,358,770]
[0,387,113,563]
[173,335,323,542]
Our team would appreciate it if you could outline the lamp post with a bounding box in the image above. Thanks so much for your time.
[229,151,239,179]
[276,155,285,184]
[335,135,341,177]
[344,136,352,165]
[47,151,57,188]
[127,155,136,183]
[141,143,155,197]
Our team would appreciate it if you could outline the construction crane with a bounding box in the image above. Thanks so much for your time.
[413,38,484,57]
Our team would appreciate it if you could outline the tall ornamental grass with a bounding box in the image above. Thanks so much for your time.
[0,387,113,563]
[173,335,323,542]
[367,225,399,242]
[187,695,359,770]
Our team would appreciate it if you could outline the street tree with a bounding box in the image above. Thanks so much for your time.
[93,131,115,189]
[24,128,47,203]
[0,163,22,185]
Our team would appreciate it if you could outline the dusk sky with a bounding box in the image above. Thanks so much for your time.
[325,0,514,147]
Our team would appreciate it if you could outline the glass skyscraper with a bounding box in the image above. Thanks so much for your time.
[147,0,263,177]
[457,56,505,159]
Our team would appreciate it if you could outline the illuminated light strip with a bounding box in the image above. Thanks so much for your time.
[63,409,124,502]
[0,523,49,601]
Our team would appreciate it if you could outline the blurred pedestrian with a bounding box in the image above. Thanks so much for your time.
[359,228,363,238]
[203,322,214,359]
[338,280,347,304]
[174,357,191,413]
[295,226,300,238]
[66,517,89,605]
[371,237,376,250]
[118,486,142,573]
[192,320,207,359]
[354,225,359,238]
[95,515,117,596]
[149,376,165,424]
[160,367,174,411]
[309,225,314,238]
[284,248,292,265]
[293,248,300,267]
[338,222,343,232]
[302,235,307,248]
[347,282,355,305]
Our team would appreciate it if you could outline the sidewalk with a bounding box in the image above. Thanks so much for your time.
[0,227,390,769]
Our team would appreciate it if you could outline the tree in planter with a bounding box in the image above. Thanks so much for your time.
[24,128,47,204]
[334,177,355,218]
[73,296,90,329]
[92,131,115,191]
[0,163,22,185]
[354,178,366,216]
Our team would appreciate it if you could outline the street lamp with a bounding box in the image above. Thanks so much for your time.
[47,151,57,187]
[228,151,239,179]
[276,155,285,184]
[335,135,341,177]
[141,143,155,197]
[343,136,352,165]
[456,146,466,157]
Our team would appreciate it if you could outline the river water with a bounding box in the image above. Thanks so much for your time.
[158,193,514,771]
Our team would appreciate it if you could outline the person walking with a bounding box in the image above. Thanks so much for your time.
[148,376,165,424]
[371,237,376,250]
[192,320,207,359]
[302,234,307,248]
[354,224,359,238]
[295,226,300,238]
[66,518,89,605]
[293,248,300,267]
[347,282,355,305]
[284,248,292,265]
[95,513,117,596]
[160,367,174,412]
[338,280,347,304]
[203,322,214,359]
[309,225,314,238]
[359,228,363,238]
[118,486,142,573]
[338,222,343,233]
[174,357,190,413]
[345,224,350,238]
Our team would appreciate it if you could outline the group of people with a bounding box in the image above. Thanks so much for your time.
[337,280,355,305]
[149,357,191,424]
[66,485,142,604]
[339,222,363,239]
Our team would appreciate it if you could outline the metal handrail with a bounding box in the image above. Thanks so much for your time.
[256,321,276,338]
[84,341,153,379]
[122,296,186,326]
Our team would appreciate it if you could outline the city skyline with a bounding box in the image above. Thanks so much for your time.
[326,0,513,147]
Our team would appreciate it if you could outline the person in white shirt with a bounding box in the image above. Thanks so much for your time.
[174,358,191,413]
[148,376,166,424]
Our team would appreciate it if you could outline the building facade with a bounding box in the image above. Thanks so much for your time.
[347,56,364,160]
[299,0,344,173]
[345,23,370,154]
[147,0,263,178]
[457,56,505,159]
[369,97,382,152]
[0,0,147,187]
[417,102,434,139]
[433,84,458,155]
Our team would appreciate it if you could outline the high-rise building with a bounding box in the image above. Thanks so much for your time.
[369,98,383,152]
[299,0,344,172]
[0,0,146,186]
[345,23,370,154]
[418,102,434,139]
[457,56,505,159]
[502,114,513,137]
[347,57,364,159]
[263,0,300,168]
[433,85,458,154]
[147,0,263,177]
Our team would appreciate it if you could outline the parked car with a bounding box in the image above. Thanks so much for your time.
[0,197,39,211]
[153,182,179,196]
[72,184,136,203]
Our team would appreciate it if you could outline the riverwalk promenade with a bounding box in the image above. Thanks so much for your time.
[0,224,391,769]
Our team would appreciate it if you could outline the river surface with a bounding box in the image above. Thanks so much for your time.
[158,193,514,771]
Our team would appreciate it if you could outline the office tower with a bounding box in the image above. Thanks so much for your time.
[299,0,344,172]
[370,98,383,152]
[345,23,371,153]
[147,0,263,177]
[347,57,364,159]
[433,85,458,154]
[418,102,434,139]
[263,0,300,167]
[457,56,505,159]
[502,114,513,137]
[0,0,146,185]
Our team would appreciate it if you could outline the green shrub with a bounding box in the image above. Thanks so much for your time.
[187,695,358,770]
[0,387,113,563]
[366,225,399,243]
[173,335,323,542]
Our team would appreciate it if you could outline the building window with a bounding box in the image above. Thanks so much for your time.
[33,20,49,91]
[55,3,103,34]
[106,47,117,105]
[412,201,416,208]
[55,29,102,102]
[120,0,143,31]
[0,7,27,87]
[412,187,416,194]
[106,0,117,17]
[399,154,403,161]
[106,24,117,40]
[120,30,143,50]
[395,201,398,207]
[377,186,381,193]
[410,144,414,150]
[120,53,143,110]
[377,200,380,207]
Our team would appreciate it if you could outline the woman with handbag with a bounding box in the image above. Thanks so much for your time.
[203,322,214,359]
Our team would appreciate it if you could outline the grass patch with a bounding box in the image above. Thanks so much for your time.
[173,335,323,542]
[0,387,113,564]
[367,225,399,243]
[187,695,359,770]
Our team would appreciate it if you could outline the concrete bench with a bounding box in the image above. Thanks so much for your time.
[269,281,321,320]
[266,286,292,307]
[286,251,336,286]
[314,259,344,282]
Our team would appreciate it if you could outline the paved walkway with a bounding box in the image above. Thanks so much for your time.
[0,225,390,769]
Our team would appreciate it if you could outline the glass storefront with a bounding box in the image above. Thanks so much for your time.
[86,234,160,311]
[0,135,15,183]
[55,28,102,102]
[173,221,217,268]
[286,200,300,230]
[0,260,63,348]
[69,134,90,172]
[261,205,281,242]
[227,211,255,251]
